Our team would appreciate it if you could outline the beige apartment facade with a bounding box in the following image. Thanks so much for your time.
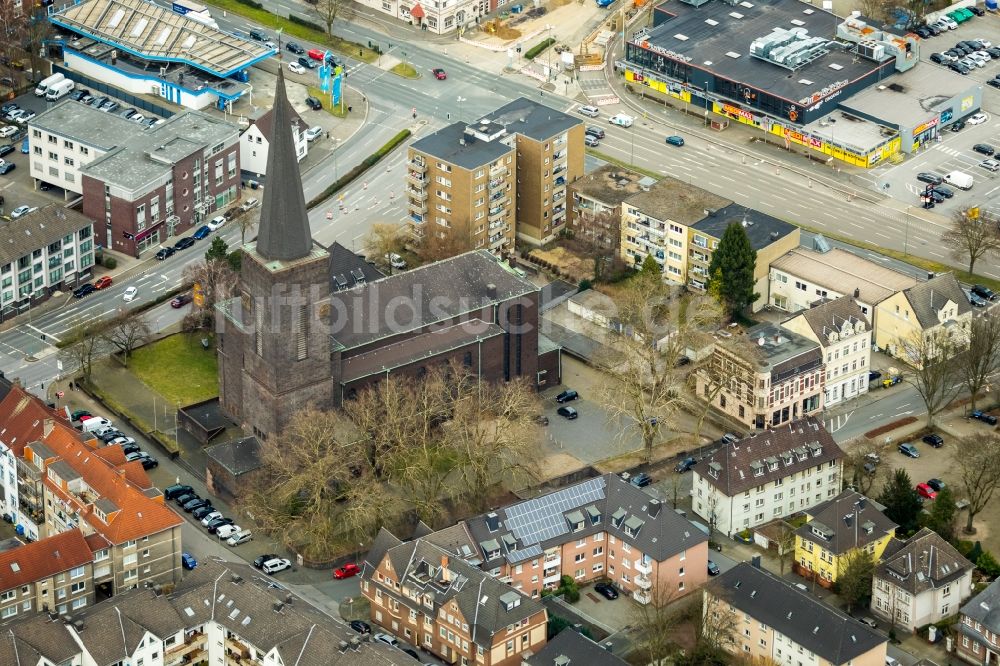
[0,529,95,621]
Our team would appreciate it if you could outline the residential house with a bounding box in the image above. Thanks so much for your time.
[874,273,973,364]
[767,237,917,319]
[0,529,95,621]
[871,528,974,632]
[0,558,410,666]
[0,204,95,321]
[793,490,896,587]
[780,296,872,408]
[568,165,651,254]
[691,417,844,537]
[354,0,483,34]
[957,578,1000,665]
[524,629,629,666]
[362,530,549,666]
[696,322,823,431]
[686,205,799,310]
[463,473,709,605]
[705,562,887,666]
[239,103,308,175]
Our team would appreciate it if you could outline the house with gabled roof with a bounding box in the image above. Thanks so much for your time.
[691,417,844,537]
[871,528,974,631]
[874,273,972,365]
[957,578,1000,665]
[0,529,95,620]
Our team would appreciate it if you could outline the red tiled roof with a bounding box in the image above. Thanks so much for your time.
[0,386,181,545]
[0,529,93,593]
[84,533,111,553]
[410,3,424,18]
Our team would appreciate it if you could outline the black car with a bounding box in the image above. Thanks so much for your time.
[932,185,954,198]
[305,96,322,110]
[182,496,209,512]
[928,478,946,492]
[950,62,971,74]
[155,246,175,260]
[401,647,420,660]
[972,410,998,426]
[173,237,196,250]
[974,143,996,156]
[928,190,946,203]
[254,553,280,569]
[917,172,943,185]
[707,560,721,576]
[988,47,1000,58]
[286,42,305,54]
[73,283,96,298]
[101,101,120,113]
[930,52,947,64]
[594,582,618,600]
[164,484,194,500]
[174,492,198,506]
[192,504,217,520]
[99,429,125,443]
[630,472,652,487]
[350,620,372,634]
[991,78,1000,90]
[585,126,605,139]
[926,23,943,35]
[297,56,318,70]
[137,455,158,469]
[675,456,697,473]
[970,5,985,15]
[121,442,141,455]
[868,370,882,383]
[972,284,996,301]
[555,389,579,403]
[557,406,578,420]
[951,120,966,132]
[922,433,944,448]
[916,27,932,39]
[207,517,235,533]
[69,88,89,101]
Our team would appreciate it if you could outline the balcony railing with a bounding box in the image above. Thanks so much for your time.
[634,560,652,575]
[407,188,428,201]
[634,589,652,605]
[635,574,652,589]
[406,173,426,187]
[408,158,427,173]
[408,200,427,215]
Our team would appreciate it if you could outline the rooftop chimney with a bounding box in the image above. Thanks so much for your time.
[486,284,497,300]
[441,555,451,582]
[854,288,860,298]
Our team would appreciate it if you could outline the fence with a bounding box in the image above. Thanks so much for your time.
[52,65,177,119]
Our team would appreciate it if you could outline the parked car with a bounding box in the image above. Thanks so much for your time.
[917,172,943,185]
[350,620,372,634]
[979,159,1000,172]
[707,560,720,576]
[557,406,578,420]
[973,144,994,157]
[928,478,946,492]
[297,56,318,70]
[206,517,235,532]
[0,162,14,175]
[287,61,306,75]
[200,511,224,526]
[968,290,988,308]
[932,185,954,198]
[192,505,217,520]
[192,225,211,240]
[174,492,198,506]
[215,523,241,539]
[585,126,605,139]
[174,237,196,250]
[898,443,920,458]
[584,134,600,147]
[227,530,252,546]
[305,96,322,111]
[594,582,618,600]
[675,456,697,473]
[164,484,193,500]
[155,246,175,260]
[94,276,113,289]
[916,483,938,500]
[0,145,13,158]
[181,553,197,570]
[971,410,998,425]
[385,253,407,269]
[868,370,882,382]
[555,389,579,403]
[333,563,361,579]
[254,554,280,569]
[70,410,92,422]
[73,283,96,298]
[304,126,323,142]
[922,433,944,448]
[10,205,34,219]
[262,558,292,574]
[630,472,652,487]
[578,105,600,118]
[182,496,210,512]
[972,284,996,301]
[721,432,740,445]
[969,112,989,125]
[285,42,305,54]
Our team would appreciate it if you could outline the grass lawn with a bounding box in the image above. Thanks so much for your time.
[130,334,219,406]
[390,62,419,79]
[306,86,348,118]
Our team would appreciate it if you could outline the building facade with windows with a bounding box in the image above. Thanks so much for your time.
[239,104,308,176]
[957,578,1000,665]
[690,418,844,537]
[568,165,650,255]
[871,528,973,632]
[80,110,240,258]
[705,562,887,666]
[874,273,972,365]
[0,529,95,621]
[0,205,95,322]
[780,296,872,408]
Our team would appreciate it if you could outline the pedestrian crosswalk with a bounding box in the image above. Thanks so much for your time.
[933,145,964,157]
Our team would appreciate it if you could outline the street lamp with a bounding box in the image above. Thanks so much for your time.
[457,96,467,120]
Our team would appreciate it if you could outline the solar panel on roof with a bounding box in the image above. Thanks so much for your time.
[503,477,606,546]
[506,544,543,564]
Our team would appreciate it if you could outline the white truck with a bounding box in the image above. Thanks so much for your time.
[34,72,65,97]
[609,113,634,128]
[45,79,75,101]
[943,170,974,190]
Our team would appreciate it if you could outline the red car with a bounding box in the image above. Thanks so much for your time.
[170,293,192,309]
[307,48,324,61]
[916,483,937,500]
[333,563,360,579]
[432,68,447,80]
[94,276,113,289]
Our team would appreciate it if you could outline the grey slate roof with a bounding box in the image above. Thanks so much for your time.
[0,612,81,665]
[329,250,538,349]
[254,69,314,262]
[690,204,797,251]
[742,322,822,374]
[526,628,628,665]
[487,97,582,142]
[464,473,707,567]
[961,578,1000,632]
[0,204,92,268]
[205,436,262,476]
[693,417,843,497]
[410,121,513,171]
[901,273,971,329]
[328,241,384,286]
[709,562,886,663]
[875,527,973,595]
[795,490,896,556]
[784,295,869,345]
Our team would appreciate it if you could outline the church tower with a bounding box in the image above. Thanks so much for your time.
[217,70,333,440]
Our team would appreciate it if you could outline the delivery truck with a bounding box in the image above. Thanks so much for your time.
[45,79,75,101]
[34,72,65,97]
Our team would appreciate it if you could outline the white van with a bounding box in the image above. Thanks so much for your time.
[35,73,65,97]
[944,170,974,190]
[45,79,75,101]
[609,113,634,128]
[81,417,113,432]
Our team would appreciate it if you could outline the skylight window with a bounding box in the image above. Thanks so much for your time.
[674,34,689,41]
[705,18,718,26]
[130,18,149,37]
[828,63,843,70]
[726,51,741,58]
[107,9,126,28]
[798,79,814,85]
[790,19,805,26]
[729,12,744,19]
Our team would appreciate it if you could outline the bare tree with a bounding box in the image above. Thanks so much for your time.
[942,209,1000,276]
[59,323,108,384]
[956,434,1000,534]
[363,222,409,272]
[897,330,962,426]
[311,0,350,36]
[235,209,257,246]
[182,257,237,330]
[100,311,151,368]
[631,582,685,666]
[957,311,1000,411]
[691,332,759,440]
[416,223,471,264]
[843,436,892,496]
[597,273,723,463]
[775,521,796,575]
[857,0,890,22]
[694,591,739,664]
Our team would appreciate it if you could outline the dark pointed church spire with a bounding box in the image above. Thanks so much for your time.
[255,68,313,261]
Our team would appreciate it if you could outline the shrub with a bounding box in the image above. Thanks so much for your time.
[288,14,323,31]
[578,279,592,291]
[978,551,1000,577]
[306,130,411,208]
[103,256,117,269]
[524,37,556,60]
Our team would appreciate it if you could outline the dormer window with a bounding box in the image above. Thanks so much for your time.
[751,461,764,477]
[611,508,627,529]
[708,462,722,480]
[586,505,602,525]
[623,516,645,538]
[480,539,501,560]
[565,510,585,532]
[765,456,778,472]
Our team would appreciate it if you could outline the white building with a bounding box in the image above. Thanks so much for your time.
[29,100,144,195]
[871,528,974,632]
[780,296,872,408]
[354,0,485,34]
[690,417,844,537]
[239,104,308,176]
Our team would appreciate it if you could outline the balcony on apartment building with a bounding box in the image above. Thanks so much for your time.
[554,176,566,188]
[408,200,428,215]
[634,559,652,575]
[689,248,710,265]
[488,207,506,224]
[631,235,662,251]
[407,157,427,173]
[542,570,562,586]
[407,187,428,201]
[489,176,506,191]
[631,216,666,236]
[635,573,652,590]
[489,164,507,178]
[634,589,652,605]
[406,171,427,188]
[166,632,207,666]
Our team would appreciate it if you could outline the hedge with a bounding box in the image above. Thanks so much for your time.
[306,129,411,208]
[288,13,324,32]
[233,0,263,8]
[524,37,556,60]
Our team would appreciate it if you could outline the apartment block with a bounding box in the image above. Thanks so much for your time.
[690,418,844,537]
[0,529,95,621]
[568,165,650,254]
[957,578,1000,665]
[697,322,823,431]
[362,531,549,666]
[81,109,241,257]
[705,562,887,666]
[407,121,517,255]
[0,379,184,597]
[0,204,95,321]
[780,296,872,408]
